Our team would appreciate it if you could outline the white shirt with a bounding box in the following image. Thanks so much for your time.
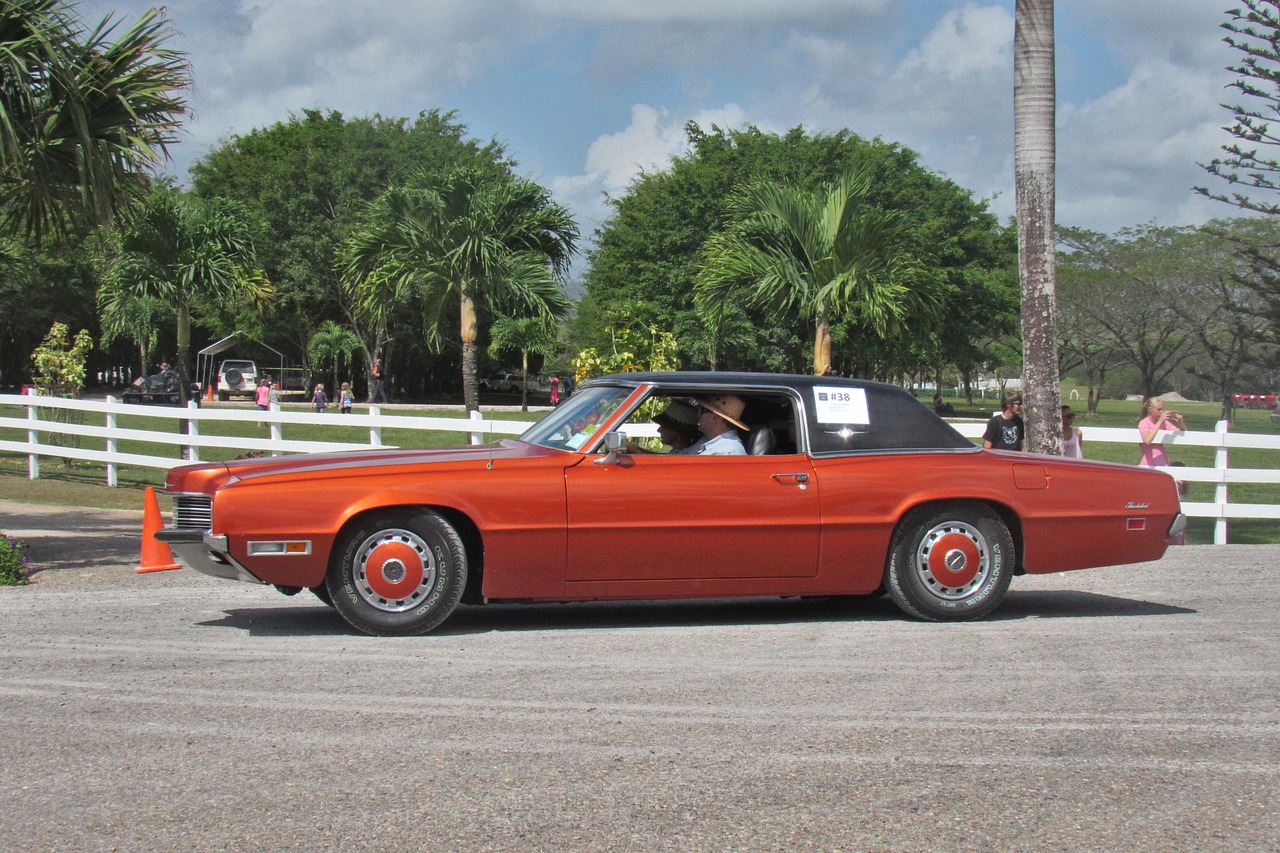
[676,432,746,456]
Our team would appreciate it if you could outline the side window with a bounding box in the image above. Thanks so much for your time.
[737,394,800,455]
[621,390,802,456]
[621,395,700,454]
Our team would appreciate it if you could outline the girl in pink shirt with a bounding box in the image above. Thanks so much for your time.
[1137,397,1184,467]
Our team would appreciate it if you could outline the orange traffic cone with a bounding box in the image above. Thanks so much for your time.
[137,486,182,573]
[204,383,214,402]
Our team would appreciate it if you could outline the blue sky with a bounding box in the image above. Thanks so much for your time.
[82,1,1239,246]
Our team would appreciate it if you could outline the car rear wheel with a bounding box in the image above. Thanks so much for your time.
[326,510,468,636]
[885,502,1014,621]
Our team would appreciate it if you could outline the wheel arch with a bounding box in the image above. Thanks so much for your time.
[330,503,486,603]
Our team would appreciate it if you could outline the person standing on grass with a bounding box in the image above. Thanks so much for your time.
[312,383,328,413]
[983,392,1025,451]
[339,382,353,414]
[254,377,271,412]
[1138,397,1184,468]
[1062,405,1083,458]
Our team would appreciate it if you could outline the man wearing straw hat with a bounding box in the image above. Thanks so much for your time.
[675,394,748,456]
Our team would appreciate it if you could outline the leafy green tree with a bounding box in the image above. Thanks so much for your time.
[0,1,188,242]
[341,167,576,412]
[191,109,511,397]
[488,315,557,411]
[1058,225,1201,400]
[1014,0,1062,454]
[99,184,271,399]
[29,320,92,461]
[573,324,680,383]
[98,285,170,378]
[696,167,941,375]
[308,319,361,396]
[30,320,91,395]
[583,124,1014,379]
[0,232,99,386]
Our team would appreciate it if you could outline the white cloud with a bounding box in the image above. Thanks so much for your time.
[549,102,751,235]
[525,0,886,24]
[81,0,1247,241]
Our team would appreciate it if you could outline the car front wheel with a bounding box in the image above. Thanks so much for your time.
[327,510,468,636]
[885,503,1014,621]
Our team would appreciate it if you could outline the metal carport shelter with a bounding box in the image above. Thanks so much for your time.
[195,333,286,396]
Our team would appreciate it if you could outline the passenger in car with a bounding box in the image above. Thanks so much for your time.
[629,400,700,454]
[677,394,748,456]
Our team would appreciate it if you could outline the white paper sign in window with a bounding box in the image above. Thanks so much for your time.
[813,386,870,425]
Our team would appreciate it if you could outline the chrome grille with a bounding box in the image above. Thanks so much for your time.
[172,494,213,530]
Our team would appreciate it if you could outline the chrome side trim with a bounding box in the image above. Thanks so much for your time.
[1168,513,1187,540]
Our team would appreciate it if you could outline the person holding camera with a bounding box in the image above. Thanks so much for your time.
[1138,396,1184,467]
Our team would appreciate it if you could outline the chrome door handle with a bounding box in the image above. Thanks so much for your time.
[771,472,810,490]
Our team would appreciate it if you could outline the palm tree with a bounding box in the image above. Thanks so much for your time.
[99,184,272,400]
[0,1,189,242]
[341,167,576,412]
[695,167,940,375]
[308,319,362,396]
[1014,0,1062,453]
[488,315,558,411]
[98,285,170,378]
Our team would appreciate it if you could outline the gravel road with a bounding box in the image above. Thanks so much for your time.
[0,499,1276,851]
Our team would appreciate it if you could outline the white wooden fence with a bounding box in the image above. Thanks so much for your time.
[2,392,1277,544]
[0,392,534,482]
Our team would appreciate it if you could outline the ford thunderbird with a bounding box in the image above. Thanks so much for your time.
[157,372,1185,635]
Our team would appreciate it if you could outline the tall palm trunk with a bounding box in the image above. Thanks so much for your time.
[460,289,480,412]
[1014,0,1062,453]
[813,314,832,375]
[176,301,192,404]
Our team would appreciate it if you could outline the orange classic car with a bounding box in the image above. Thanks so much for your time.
[157,372,1185,635]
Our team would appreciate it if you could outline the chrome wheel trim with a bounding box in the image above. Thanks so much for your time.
[914,519,991,602]
[352,527,438,613]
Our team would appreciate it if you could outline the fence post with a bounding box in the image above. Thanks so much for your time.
[25,387,39,480]
[369,405,382,447]
[469,410,485,445]
[1215,420,1229,545]
[105,396,118,487]
[269,402,283,456]
[186,401,201,463]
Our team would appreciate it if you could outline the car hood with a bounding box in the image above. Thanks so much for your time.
[217,438,563,484]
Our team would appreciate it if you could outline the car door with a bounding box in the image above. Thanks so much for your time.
[564,451,820,582]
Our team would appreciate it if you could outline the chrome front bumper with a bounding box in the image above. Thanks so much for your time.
[154,528,264,585]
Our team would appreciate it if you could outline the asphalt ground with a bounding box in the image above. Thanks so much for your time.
[0,499,1277,851]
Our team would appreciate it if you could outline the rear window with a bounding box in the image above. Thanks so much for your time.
[806,384,971,454]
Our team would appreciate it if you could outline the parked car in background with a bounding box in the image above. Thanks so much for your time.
[217,360,260,401]
[157,371,1185,636]
[480,372,524,393]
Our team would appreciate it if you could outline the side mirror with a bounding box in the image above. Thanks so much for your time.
[593,431,629,465]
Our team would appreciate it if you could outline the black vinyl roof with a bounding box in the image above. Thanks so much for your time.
[585,371,973,453]
[587,371,898,393]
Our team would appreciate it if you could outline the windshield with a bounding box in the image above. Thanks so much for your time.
[519,385,634,451]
